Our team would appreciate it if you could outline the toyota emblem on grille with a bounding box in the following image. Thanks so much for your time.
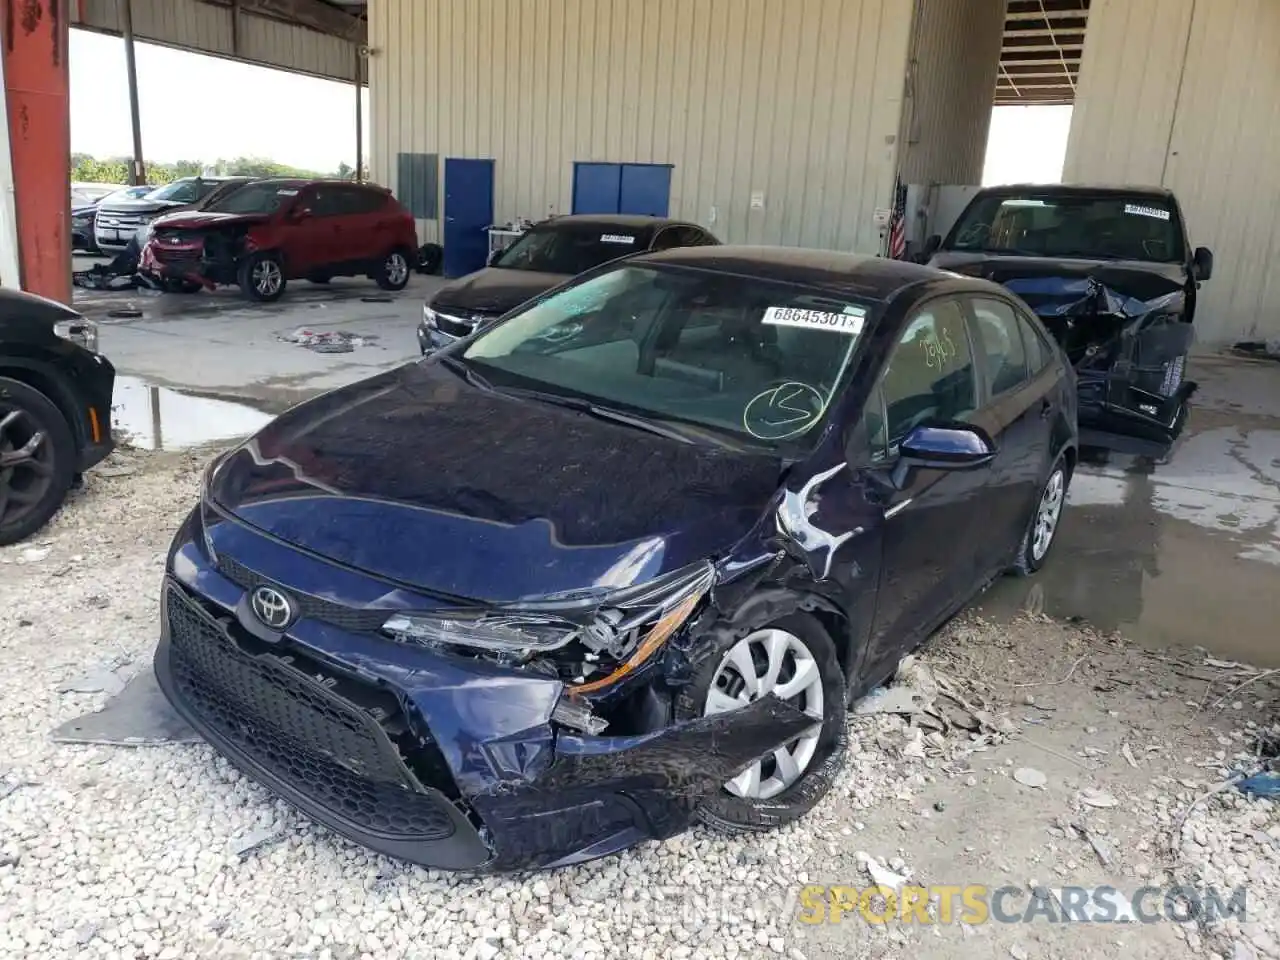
[250,586,294,629]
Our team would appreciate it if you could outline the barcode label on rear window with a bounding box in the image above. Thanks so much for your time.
[600,234,637,244]
[1124,203,1170,220]
[762,306,865,334]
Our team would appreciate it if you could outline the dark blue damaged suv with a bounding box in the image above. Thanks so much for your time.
[155,246,1077,871]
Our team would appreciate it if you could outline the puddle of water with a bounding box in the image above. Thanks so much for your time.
[980,426,1280,667]
[111,376,275,451]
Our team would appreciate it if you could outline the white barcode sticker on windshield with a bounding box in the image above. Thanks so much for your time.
[277,189,299,196]
[763,306,865,334]
[600,234,637,244]
[1124,203,1170,220]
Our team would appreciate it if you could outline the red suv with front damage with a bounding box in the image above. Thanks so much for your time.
[140,178,419,301]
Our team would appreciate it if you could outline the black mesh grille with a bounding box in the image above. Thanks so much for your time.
[214,555,390,633]
[434,312,477,339]
[166,583,456,840]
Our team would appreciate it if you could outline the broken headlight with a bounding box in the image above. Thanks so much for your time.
[381,562,716,692]
[53,316,98,353]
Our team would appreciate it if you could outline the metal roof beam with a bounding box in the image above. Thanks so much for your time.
[197,0,364,42]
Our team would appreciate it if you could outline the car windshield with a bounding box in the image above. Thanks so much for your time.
[492,224,644,275]
[460,264,870,450]
[946,192,1186,263]
[145,179,206,204]
[204,182,298,215]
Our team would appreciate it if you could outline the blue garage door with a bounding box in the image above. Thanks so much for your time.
[572,162,672,217]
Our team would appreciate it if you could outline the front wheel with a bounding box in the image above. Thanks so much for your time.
[0,377,76,547]
[675,613,847,832]
[1011,455,1070,575]
[374,249,411,291]
[238,252,287,302]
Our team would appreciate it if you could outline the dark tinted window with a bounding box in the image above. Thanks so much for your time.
[1017,310,1054,375]
[947,192,1186,263]
[146,178,203,204]
[970,298,1030,395]
[338,186,385,215]
[649,228,684,252]
[204,181,300,215]
[308,187,346,217]
[492,224,643,274]
[879,299,977,445]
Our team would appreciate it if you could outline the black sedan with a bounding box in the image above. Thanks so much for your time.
[0,289,115,545]
[417,214,719,354]
[157,247,1075,872]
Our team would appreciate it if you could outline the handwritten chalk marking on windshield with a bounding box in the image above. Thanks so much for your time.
[742,381,828,441]
[763,306,865,334]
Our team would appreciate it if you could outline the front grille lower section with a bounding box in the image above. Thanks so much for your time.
[434,311,478,339]
[165,583,457,840]
[214,554,390,633]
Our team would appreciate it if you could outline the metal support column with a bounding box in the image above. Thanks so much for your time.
[354,43,363,181]
[121,0,146,185]
[1,0,71,301]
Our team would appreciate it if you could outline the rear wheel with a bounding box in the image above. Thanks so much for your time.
[1012,455,1070,575]
[374,249,411,291]
[0,377,76,547]
[238,252,287,302]
[675,613,847,832]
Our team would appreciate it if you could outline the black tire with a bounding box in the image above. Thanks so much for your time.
[675,612,847,833]
[1011,453,1071,576]
[374,248,412,291]
[0,377,77,547]
[238,252,287,302]
[416,243,443,275]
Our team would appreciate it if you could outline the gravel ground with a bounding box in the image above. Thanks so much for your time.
[2,447,1278,960]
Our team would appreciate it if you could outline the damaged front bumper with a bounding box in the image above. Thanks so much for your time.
[1005,276,1198,458]
[154,511,812,871]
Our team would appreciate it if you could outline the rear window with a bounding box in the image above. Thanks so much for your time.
[947,192,1186,263]
[492,225,643,275]
[204,182,300,215]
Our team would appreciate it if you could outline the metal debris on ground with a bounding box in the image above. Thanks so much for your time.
[276,327,378,352]
[50,671,199,746]
[230,825,286,861]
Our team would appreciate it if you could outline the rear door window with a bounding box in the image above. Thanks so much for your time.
[970,297,1030,396]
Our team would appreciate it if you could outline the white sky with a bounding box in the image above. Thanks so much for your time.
[69,28,367,173]
[983,105,1073,185]
[70,27,1071,186]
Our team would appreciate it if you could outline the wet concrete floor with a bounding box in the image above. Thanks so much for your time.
[979,353,1280,666]
[110,376,274,451]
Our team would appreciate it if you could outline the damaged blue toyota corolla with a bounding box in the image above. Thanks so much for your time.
[155,246,1078,871]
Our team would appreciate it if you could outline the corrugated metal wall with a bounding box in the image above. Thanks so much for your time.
[898,0,1006,185]
[369,0,914,253]
[74,0,357,83]
[1066,0,1280,343]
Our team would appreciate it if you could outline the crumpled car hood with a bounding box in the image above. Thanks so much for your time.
[208,361,784,603]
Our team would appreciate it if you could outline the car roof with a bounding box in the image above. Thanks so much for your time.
[532,214,689,233]
[975,182,1175,200]
[633,245,982,302]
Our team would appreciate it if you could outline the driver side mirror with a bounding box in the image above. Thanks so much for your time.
[1192,246,1213,282]
[921,234,941,260]
[889,423,996,489]
[488,248,503,267]
[289,206,312,223]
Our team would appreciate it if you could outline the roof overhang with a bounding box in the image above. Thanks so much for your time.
[997,0,1090,106]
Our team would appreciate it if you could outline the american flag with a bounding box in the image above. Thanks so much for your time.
[886,176,907,260]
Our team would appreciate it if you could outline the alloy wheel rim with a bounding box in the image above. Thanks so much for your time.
[0,406,54,527]
[703,628,825,800]
[1032,468,1065,561]
[387,253,408,285]
[253,260,282,295]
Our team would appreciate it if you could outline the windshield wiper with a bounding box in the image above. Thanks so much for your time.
[436,354,494,391]
[504,388,694,444]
